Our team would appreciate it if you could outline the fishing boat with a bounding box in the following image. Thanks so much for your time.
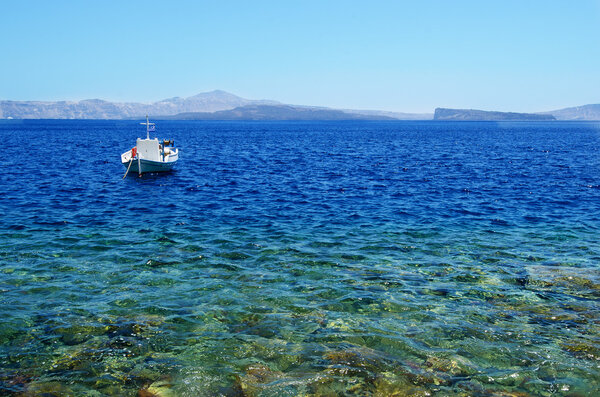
[121,116,178,177]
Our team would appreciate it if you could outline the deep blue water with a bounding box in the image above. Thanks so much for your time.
[0,120,599,396]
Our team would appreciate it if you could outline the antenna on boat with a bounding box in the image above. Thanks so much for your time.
[140,114,155,139]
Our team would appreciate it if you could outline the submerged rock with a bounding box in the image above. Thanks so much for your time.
[20,381,75,396]
[561,340,600,361]
[0,372,30,395]
[372,373,432,397]
[323,348,387,380]
[53,323,108,346]
[305,372,371,396]
[138,380,176,397]
[233,363,283,396]
[554,275,600,294]
[524,265,600,297]
[424,354,475,377]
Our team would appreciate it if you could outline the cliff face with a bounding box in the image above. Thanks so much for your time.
[434,108,556,121]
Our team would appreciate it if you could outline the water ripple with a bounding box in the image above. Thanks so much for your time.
[0,120,599,395]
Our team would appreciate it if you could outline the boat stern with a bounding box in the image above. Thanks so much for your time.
[163,148,179,162]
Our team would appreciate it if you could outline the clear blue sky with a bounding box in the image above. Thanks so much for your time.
[1,0,599,112]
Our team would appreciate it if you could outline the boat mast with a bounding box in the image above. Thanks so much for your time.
[140,115,155,140]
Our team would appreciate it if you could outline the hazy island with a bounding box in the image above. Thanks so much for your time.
[541,104,600,121]
[155,104,396,121]
[434,108,556,121]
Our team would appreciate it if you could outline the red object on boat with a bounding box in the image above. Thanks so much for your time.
[131,147,137,158]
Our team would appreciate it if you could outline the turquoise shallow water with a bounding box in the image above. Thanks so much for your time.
[0,120,599,396]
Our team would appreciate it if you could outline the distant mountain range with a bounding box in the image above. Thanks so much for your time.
[0,90,429,120]
[0,90,598,120]
[0,90,279,120]
[434,108,556,121]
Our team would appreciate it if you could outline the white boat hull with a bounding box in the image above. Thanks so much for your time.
[121,147,179,175]
[122,158,177,174]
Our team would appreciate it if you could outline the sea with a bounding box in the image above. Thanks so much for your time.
[0,120,599,396]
